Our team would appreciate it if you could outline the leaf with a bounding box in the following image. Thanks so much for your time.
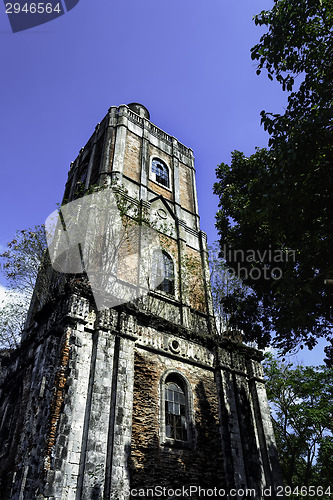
[213,0,333,354]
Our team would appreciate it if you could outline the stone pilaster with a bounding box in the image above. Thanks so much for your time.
[177,219,191,328]
[172,138,182,220]
[199,230,215,331]
[84,131,97,189]
[104,329,135,499]
[76,328,116,500]
[99,107,117,185]
[139,123,149,201]
[216,352,248,497]
[112,106,128,184]
[247,359,284,496]
[189,151,200,231]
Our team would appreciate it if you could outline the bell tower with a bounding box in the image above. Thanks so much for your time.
[0,104,283,500]
[56,102,214,332]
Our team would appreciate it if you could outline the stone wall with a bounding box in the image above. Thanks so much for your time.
[123,131,141,184]
[0,294,282,499]
[130,348,225,493]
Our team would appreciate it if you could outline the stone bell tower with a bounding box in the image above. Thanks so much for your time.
[0,104,283,500]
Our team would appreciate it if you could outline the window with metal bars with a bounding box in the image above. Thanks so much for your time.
[152,158,169,188]
[165,378,188,441]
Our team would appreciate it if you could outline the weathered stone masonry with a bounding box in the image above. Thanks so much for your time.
[0,298,282,499]
[0,103,283,499]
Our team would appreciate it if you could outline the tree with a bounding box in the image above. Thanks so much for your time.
[263,354,333,496]
[0,226,47,291]
[214,0,333,353]
[0,226,47,348]
[0,291,30,349]
[208,242,259,338]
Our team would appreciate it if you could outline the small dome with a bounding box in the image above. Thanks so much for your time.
[127,103,150,120]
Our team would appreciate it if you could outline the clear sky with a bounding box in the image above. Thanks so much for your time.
[0,0,325,363]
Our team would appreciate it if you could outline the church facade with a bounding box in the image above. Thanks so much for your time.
[0,104,282,499]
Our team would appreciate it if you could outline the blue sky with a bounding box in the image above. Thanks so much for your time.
[0,0,326,363]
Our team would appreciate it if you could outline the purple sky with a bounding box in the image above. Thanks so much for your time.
[0,0,325,363]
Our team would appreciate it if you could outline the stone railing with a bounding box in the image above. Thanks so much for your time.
[178,141,192,158]
[149,123,173,144]
[127,108,144,127]
[125,107,192,157]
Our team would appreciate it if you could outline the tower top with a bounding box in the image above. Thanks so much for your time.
[127,102,150,120]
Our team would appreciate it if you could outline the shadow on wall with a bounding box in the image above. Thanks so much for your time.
[0,372,26,499]
[89,484,102,500]
[236,382,264,488]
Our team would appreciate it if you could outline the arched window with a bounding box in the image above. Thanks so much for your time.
[151,158,170,188]
[160,370,194,447]
[152,251,175,295]
[165,377,188,441]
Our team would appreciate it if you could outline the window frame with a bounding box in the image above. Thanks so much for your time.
[160,370,195,448]
[152,250,176,297]
[150,157,171,191]
[165,379,188,441]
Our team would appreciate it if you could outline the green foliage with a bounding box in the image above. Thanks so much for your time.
[252,0,333,110]
[208,242,259,337]
[0,291,30,349]
[0,226,47,348]
[214,0,333,352]
[263,354,333,495]
[0,226,47,291]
